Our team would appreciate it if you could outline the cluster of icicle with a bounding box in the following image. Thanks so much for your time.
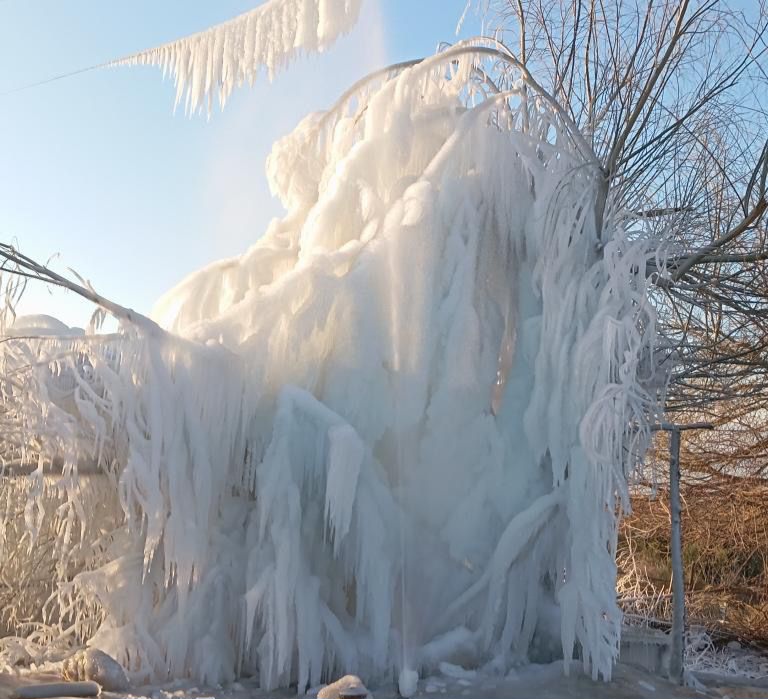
[111,0,362,114]
[0,36,664,698]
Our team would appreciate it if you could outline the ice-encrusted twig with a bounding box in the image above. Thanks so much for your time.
[0,243,161,335]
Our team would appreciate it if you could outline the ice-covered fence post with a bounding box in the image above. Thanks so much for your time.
[652,421,714,685]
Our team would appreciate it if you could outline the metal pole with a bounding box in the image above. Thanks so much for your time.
[649,421,712,685]
[668,428,684,685]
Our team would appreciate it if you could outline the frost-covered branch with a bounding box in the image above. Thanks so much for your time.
[0,243,161,334]
[491,0,768,416]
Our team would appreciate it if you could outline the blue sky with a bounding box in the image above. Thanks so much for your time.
[0,0,481,327]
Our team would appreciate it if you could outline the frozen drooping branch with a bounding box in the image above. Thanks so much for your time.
[0,243,161,334]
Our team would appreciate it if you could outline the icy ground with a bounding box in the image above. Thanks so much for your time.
[4,658,768,699]
[687,636,768,690]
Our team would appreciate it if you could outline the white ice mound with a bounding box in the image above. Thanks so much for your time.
[317,675,371,699]
[1,44,660,690]
[398,669,418,698]
[63,648,130,692]
[8,314,84,337]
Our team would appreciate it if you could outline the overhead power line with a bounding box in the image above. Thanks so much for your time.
[0,63,106,98]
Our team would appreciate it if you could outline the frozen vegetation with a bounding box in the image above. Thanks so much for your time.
[0,0,667,691]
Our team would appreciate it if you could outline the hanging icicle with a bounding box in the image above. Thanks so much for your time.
[111,0,363,114]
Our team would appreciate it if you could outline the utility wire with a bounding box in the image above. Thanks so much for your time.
[0,62,108,97]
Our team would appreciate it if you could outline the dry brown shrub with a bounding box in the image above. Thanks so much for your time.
[619,480,768,647]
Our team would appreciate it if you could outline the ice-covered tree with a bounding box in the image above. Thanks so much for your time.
[0,0,766,692]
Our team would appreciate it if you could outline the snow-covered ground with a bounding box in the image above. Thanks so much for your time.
[6,654,768,699]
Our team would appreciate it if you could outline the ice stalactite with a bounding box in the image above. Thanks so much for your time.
[111,0,363,114]
[0,42,662,688]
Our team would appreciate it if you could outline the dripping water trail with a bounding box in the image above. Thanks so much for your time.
[388,241,416,696]
[395,404,411,686]
[394,358,418,697]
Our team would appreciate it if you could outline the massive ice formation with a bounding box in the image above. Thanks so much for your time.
[0,24,661,695]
